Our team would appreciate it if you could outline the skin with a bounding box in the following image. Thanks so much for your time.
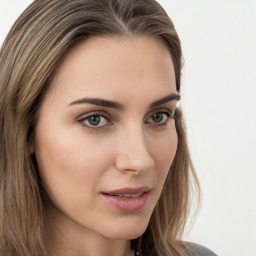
[33,36,179,256]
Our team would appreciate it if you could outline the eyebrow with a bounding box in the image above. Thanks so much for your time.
[69,98,123,110]
[68,93,180,109]
[150,93,180,108]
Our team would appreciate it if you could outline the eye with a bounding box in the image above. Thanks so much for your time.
[78,114,110,129]
[146,111,174,125]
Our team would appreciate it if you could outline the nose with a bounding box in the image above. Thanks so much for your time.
[115,126,155,173]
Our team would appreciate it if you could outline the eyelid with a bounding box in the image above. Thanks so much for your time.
[145,109,176,127]
[77,111,112,129]
[146,108,176,120]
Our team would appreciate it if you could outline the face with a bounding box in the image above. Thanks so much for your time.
[33,36,179,241]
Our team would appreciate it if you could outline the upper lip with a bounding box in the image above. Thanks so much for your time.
[102,186,151,195]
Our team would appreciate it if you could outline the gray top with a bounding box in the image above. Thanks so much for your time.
[187,242,217,256]
[134,242,217,256]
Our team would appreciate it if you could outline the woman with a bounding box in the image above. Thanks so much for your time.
[0,0,216,255]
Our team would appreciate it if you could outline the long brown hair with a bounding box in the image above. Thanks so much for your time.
[0,0,200,255]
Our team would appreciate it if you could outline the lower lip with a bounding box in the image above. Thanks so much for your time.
[102,192,149,212]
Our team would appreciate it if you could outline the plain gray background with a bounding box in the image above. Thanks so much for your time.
[1,1,256,255]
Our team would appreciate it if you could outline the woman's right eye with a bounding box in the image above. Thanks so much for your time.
[78,114,111,129]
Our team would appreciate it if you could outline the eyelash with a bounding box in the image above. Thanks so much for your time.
[77,112,111,130]
[146,110,176,126]
[77,110,176,130]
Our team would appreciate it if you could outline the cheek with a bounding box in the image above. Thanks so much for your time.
[35,121,111,172]
[150,129,178,182]
[33,122,113,206]
[153,129,178,165]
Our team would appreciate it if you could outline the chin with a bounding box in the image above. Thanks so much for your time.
[103,215,150,240]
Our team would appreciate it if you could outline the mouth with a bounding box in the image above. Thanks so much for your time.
[105,192,144,198]
[101,186,151,212]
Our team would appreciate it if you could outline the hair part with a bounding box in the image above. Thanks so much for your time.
[0,0,200,255]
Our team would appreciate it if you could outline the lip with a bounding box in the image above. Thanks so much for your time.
[101,186,151,212]
[103,186,151,195]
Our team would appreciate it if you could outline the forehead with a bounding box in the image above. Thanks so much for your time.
[59,35,172,68]
[46,35,176,106]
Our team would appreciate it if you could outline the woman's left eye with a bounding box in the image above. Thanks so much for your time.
[146,111,174,125]
[78,114,110,129]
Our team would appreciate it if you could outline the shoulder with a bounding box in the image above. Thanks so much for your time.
[184,242,217,256]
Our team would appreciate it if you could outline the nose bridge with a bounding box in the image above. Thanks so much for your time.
[115,123,154,172]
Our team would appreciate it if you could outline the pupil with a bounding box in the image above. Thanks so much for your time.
[152,113,163,123]
[89,116,100,125]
